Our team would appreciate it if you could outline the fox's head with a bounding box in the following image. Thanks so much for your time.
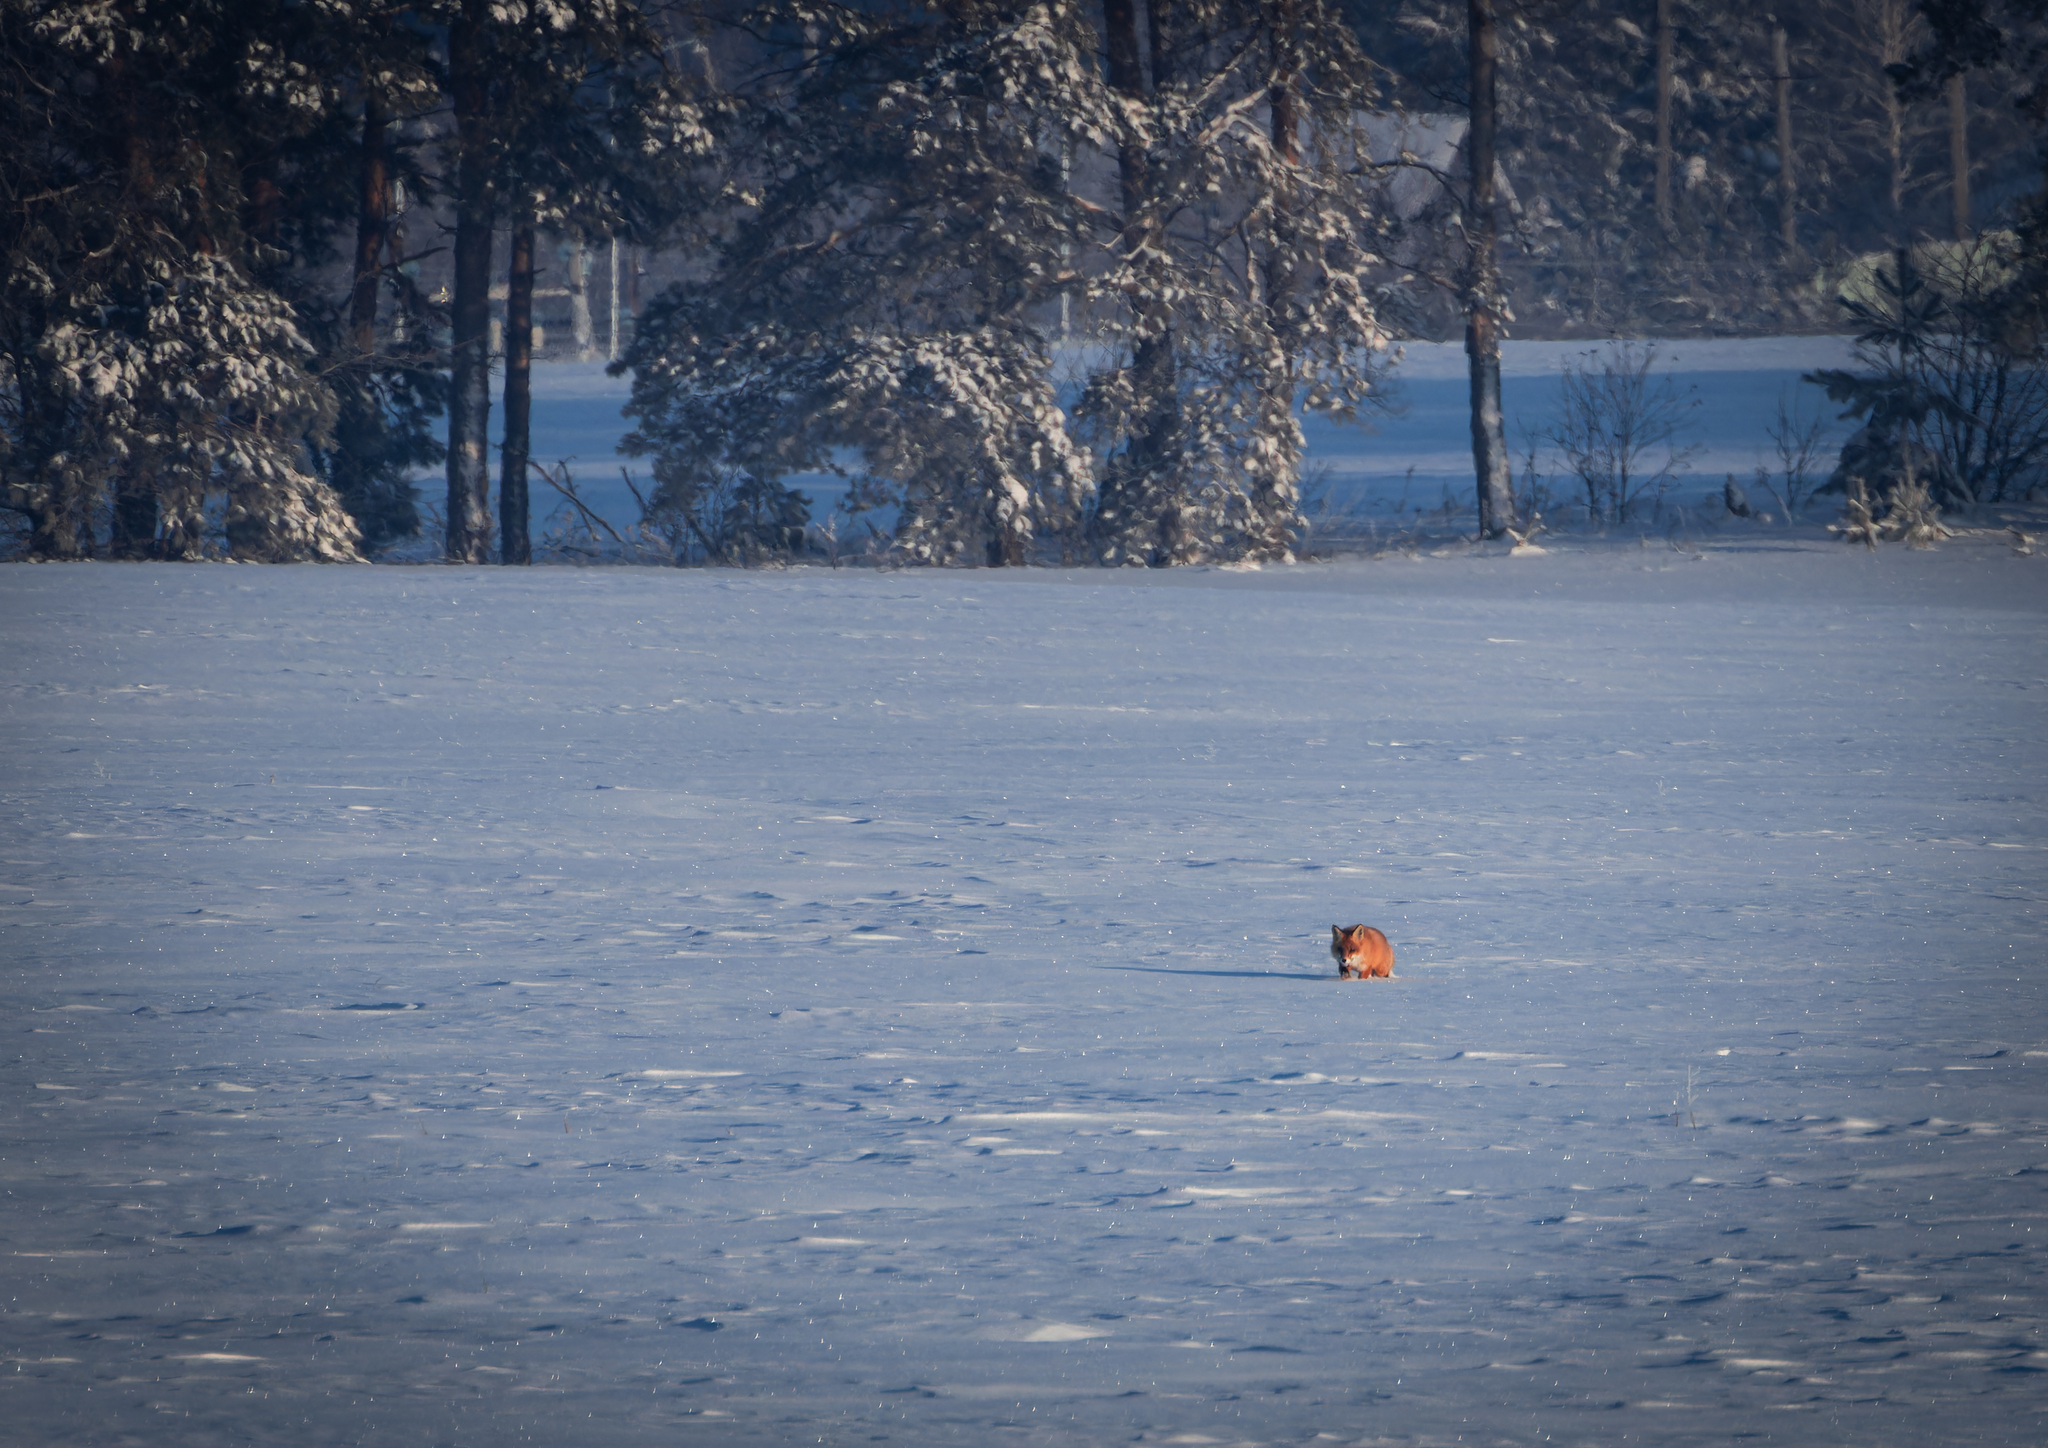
[1331,924,1370,965]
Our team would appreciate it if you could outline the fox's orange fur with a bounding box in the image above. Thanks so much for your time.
[1331,924,1393,979]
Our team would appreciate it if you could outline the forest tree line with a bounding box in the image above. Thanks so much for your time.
[3,0,2043,567]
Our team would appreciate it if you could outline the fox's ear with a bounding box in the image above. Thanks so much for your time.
[1331,925,1343,941]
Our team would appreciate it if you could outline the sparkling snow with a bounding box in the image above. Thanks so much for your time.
[5,537,2045,1445]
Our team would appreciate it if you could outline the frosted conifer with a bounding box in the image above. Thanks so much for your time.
[623,0,1398,567]
[1079,0,1397,565]
[2,0,361,561]
[621,1,1109,565]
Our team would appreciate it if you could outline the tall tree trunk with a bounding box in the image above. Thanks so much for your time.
[98,45,150,559]
[500,221,535,565]
[1654,0,1674,229]
[350,93,392,357]
[607,237,620,362]
[1882,0,1907,231]
[1773,25,1798,251]
[1104,0,1144,102]
[569,243,594,357]
[445,2,494,564]
[1096,0,1180,564]
[109,478,157,559]
[1467,0,1513,540]
[1949,71,1971,239]
[1251,0,1302,561]
[1145,0,1168,88]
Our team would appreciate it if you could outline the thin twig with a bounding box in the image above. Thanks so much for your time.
[534,461,627,549]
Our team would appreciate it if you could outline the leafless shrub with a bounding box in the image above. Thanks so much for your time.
[1546,342,1702,525]
[1762,385,1834,519]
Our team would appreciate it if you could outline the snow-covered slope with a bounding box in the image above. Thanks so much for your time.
[4,543,2044,1445]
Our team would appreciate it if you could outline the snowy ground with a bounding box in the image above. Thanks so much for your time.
[472,336,1866,550]
[5,539,2047,1447]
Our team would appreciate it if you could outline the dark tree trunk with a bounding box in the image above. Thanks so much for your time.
[6,341,91,559]
[1654,0,1674,229]
[1096,0,1180,563]
[109,480,158,559]
[1103,0,1145,108]
[351,94,392,356]
[445,2,495,564]
[1266,0,1298,317]
[26,505,89,562]
[1467,0,1513,539]
[500,221,535,565]
[1251,0,1302,560]
[1949,71,1971,239]
[1774,25,1798,251]
[1145,0,1169,88]
[245,164,285,249]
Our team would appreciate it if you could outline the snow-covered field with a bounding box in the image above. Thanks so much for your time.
[5,540,2046,1446]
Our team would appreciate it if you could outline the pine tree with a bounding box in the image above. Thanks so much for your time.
[1901,1,2048,350]
[2,0,362,562]
[214,0,449,557]
[1808,249,1967,539]
[287,0,447,555]
[423,0,707,564]
[622,1,1106,567]
[1077,0,1398,565]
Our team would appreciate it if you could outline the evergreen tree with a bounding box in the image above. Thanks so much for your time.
[1,0,362,561]
[1808,249,1967,539]
[424,0,706,564]
[1078,0,1397,565]
[1901,0,2048,348]
[621,1,1105,567]
[279,0,447,555]
[622,0,1397,568]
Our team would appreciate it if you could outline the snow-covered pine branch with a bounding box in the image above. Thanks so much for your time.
[3,0,363,561]
[621,0,1109,565]
[1078,0,1397,565]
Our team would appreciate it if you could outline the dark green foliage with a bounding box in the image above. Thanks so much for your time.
[1808,251,1966,438]
[1,0,366,561]
[1809,242,2048,515]
[0,0,460,560]
[312,362,444,554]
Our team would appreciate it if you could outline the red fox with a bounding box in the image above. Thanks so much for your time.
[1330,924,1394,979]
